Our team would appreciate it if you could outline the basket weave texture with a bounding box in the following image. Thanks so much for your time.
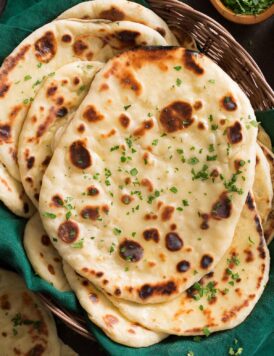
[39,0,274,341]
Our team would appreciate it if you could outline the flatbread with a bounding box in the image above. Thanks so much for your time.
[60,341,78,356]
[23,212,71,292]
[258,125,272,150]
[0,19,167,180]
[0,268,60,355]
[18,61,103,207]
[57,0,178,45]
[63,262,167,347]
[40,47,257,304]
[259,143,274,245]
[106,196,270,335]
[0,162,34,217]
[253,144,273,224]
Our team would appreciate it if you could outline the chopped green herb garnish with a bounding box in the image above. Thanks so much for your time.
[48,72,55,77]
[124,104,131,111]
[71,239,84,249]
[109,243,115,254]
[24,75,32,81]
[77,85,86,95]
[182,199,189,206]
[188,157,199,165]
[170,186,178,193]
[66,211,72,220]
[42,212,56,219]
[152,139,159,146]
[222,0,272,15]
[37,62,42,68]
[110,145,119,152]
[248,236,254,244]
[227,255,240,266]
[203,327,211,337]
[211,124,218,131]
[191,165,209,181]
[113,227,121,236]
[174,66,182,71]
[176,78,182,87]
[130,168,138,176]
[206,155,217,161]
[208,79,215,84]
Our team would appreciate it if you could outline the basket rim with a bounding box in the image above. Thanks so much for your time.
[39,0,274,342]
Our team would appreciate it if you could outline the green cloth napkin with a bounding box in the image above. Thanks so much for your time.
[0,1,273,355]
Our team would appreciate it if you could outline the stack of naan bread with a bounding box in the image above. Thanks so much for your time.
[0,0,272,349]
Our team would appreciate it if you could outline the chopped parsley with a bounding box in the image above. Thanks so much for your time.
[222,0,272,15]
[182,199,189,206]
[42,212,56,219]
[211,124,218,131]
[203,327,211,337]
[188,157,199,165]
[37,62,42,68]
[227,255,240,266]
[77,85,86,95]
[174,66,182,71]
[152,139,159,146]
[124,104,131,111]
[208,79,215,84]
[113,227,121,236]
[71,239,84,249]
[176,78,182,87]
[110,145,119,152]
[206,155,217,161]
[65,211,72,220]
[192,281,217,302]
[24,75,32,81]
[224,172,243,195]
[109,243,115,254]
[191,165,209,181]
[130,168,138,176]
[248,236,254,244]
[170,186,178,193]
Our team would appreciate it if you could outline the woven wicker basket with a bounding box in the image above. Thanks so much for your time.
[39,0,274,341]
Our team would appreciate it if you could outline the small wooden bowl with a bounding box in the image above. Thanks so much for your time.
[210,0,274,24]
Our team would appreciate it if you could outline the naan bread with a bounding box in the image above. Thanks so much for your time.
[0,268,60,355]
[259,143,274,245]
[0,19,167,180]
[258,125,272,150]
[0,162,34,217]
[40,47,257,304]
[23,212,71,292]
[253,144,273,224]
[18,61,103,207]
[60,341,78,356]
[63,262,167,347]
[106,196,269,335]
[57,0,178,45]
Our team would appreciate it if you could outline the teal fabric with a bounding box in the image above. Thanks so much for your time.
[0,1,273,355]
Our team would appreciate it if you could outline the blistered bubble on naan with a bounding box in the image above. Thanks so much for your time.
[40,47,257,304]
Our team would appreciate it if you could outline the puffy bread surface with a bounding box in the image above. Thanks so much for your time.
[39,47,257,304]
[253,144,273,224]
[18,61,103,207]
[58,0,178,45]
[0,162,34,217]
[106,196,270,334]
[23,212,71,292]
[0,19,167,180]
[0,268,60,355]
[63,262,167,347]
